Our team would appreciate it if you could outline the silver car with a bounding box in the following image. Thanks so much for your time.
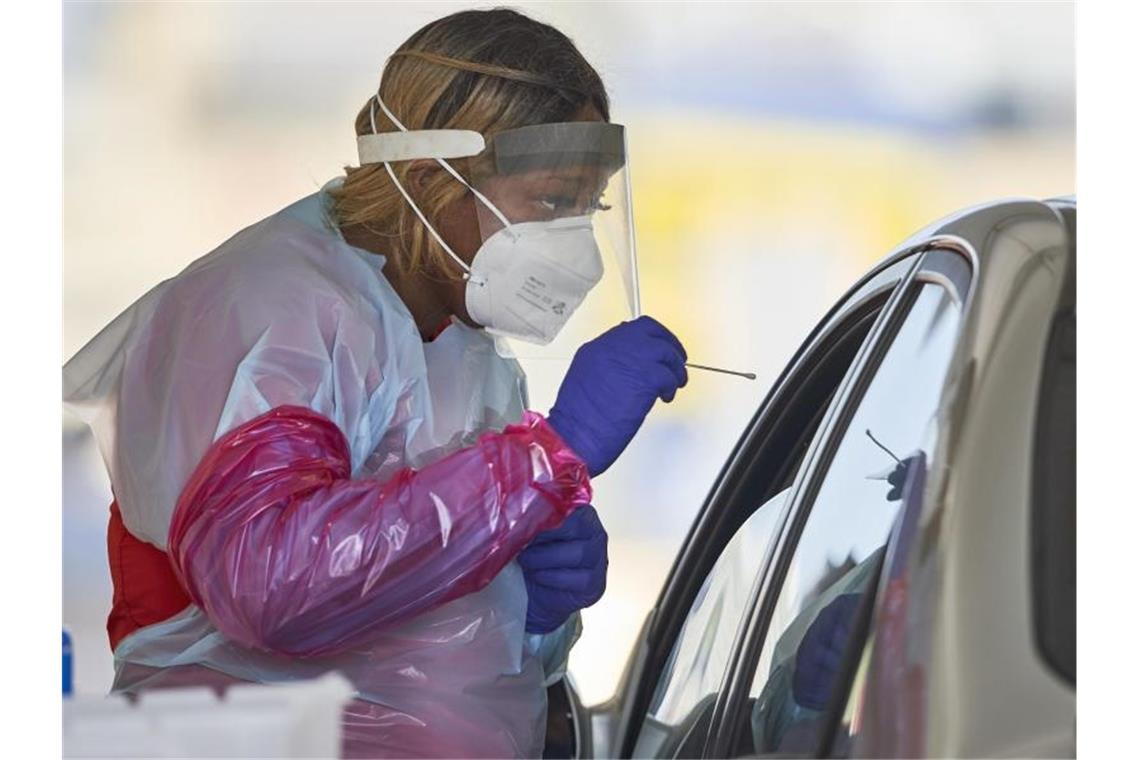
[545,197,1076,758]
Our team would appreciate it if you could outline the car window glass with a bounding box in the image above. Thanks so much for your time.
[742,283,962,756]
[633,489,788,758]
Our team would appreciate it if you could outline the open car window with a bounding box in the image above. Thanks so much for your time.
[735,275,966,757]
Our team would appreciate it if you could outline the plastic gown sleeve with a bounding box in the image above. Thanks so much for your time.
[167,404,591,658]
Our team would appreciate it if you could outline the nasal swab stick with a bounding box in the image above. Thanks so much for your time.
[685,362,757,381]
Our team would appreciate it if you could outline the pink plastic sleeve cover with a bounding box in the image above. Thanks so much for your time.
[167,405,591,657]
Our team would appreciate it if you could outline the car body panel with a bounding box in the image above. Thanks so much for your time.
[854,200,1075,757]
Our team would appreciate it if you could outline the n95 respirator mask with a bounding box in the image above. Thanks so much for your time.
[463,215,604,345]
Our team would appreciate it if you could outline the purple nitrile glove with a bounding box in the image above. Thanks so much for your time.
[792,593,862,711]
[518,505,608,634]
[548,316,688,477]
[886,455,921,501]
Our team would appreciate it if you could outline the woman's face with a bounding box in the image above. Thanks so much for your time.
[429,104,608,328]
[474,162,611,230]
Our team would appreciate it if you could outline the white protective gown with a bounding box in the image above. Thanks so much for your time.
[63,182,583,758]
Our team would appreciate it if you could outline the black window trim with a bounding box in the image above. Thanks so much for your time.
[702,243,976,759]
[1030,201,1076,686]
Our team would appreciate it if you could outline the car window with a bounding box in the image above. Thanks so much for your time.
[739,282,963,756]
[633,489,788,758]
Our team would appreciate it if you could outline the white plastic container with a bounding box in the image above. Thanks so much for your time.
[63,673,353,758]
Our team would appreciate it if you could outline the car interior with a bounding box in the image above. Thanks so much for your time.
[545,679,581,759]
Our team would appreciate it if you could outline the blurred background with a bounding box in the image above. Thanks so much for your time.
[63,1,1073,706]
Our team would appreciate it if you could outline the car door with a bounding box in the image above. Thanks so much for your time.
[566,199,1071,760]
[697,199,1073,759]
[570,250,924,759]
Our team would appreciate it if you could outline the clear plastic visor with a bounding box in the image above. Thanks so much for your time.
[466,121,639,320]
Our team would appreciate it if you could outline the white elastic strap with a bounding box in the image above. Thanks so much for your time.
[381,160,475,279]
[430,152,514,232]
[372,94,514,232]
[372,93,407,132]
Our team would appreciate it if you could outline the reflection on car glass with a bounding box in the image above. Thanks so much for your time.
[640,489,789,748]
[751,547,884,754]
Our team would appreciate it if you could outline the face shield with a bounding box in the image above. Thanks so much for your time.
[358,96,641,351]
[467,121,640,321]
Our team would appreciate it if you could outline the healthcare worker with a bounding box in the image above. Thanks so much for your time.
[63,8,687,759]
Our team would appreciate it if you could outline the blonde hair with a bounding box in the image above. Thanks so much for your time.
[327,9,610,278]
